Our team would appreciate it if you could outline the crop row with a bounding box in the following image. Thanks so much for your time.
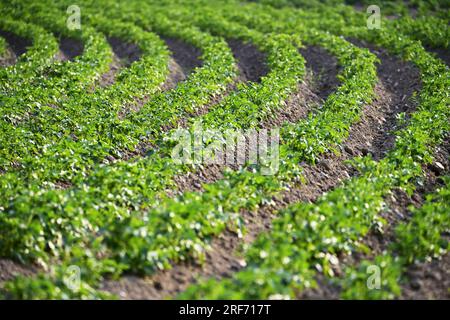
[0,18,59,85]
[253,0,450,48]
[0,36,6,55]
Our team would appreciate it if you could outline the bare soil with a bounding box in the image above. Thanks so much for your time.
[95,37,144,88]
[0,30,31,66]
[56,37,84,61]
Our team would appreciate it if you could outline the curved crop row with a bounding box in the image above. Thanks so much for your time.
[0,1,113,169]
[0,18,59,83]
[239,0,450,51]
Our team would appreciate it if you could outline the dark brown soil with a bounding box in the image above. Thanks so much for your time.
[0,30,31,57]
[174,45,338,195]
[298,46,340,99]
[100,45,341,299]
[56,37,84,61]
[1,33,446,301]
[95,37,144,88]
[162,37,202,75]
[299,45,450,301]
[299,140,449,299]
[118,37,202,118]
[0,30,31,67]
[119,39,268,154]
[172,38,271,129]
[401,253,450,300]
[96,38,140,88]
[227,39,269,82]
[108,37,141,67]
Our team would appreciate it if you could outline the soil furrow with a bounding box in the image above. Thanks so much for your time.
[0,30,30,58]
[400,252,450,300]
[298,139,449,299]
[95,37,143,89]
[227,39,269,83]
[119,39,267,159]
[0,30,31,67]
[118,37,201,118]
[55,37,84,62]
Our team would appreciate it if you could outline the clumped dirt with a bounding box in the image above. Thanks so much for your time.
[119,38,269,160]
[101,45,340,299]
[299,46,341,99]
[299,140,449,299]
[1,34,447,300]
[300,139,449,299]
[174,45,337,195]
[401,253,450,300]
[0,259,36,283]
[174,38,271,125]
